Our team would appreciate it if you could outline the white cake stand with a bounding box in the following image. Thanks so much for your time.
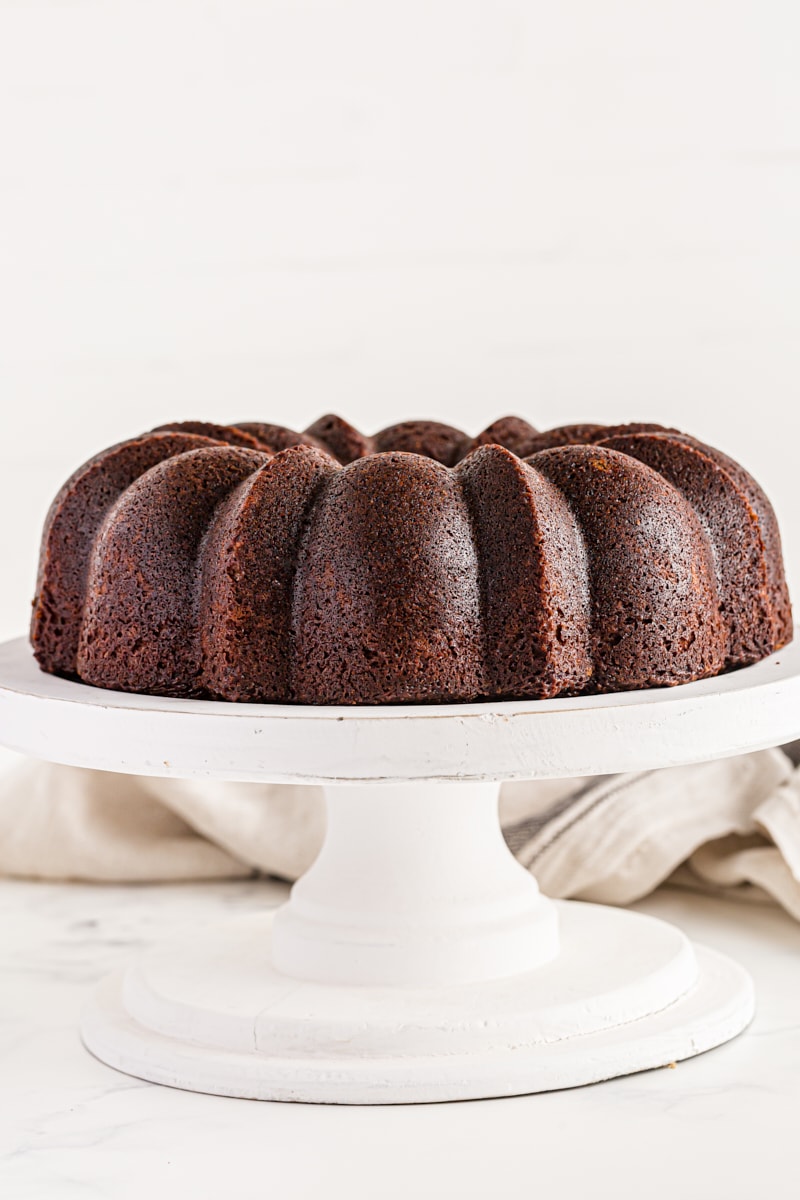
[2,635,800,1105]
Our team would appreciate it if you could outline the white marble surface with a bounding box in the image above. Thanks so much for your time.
[2,878,799,1199]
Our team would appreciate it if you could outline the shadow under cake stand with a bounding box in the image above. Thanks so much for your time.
[2,635,800,1105]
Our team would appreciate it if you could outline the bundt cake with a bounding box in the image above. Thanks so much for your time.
[31,416,792,706]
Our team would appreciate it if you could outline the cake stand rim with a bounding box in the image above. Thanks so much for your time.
[3,634,799,718]
[1,635,799,782]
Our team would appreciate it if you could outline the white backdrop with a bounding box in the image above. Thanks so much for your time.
[1,1,798,640]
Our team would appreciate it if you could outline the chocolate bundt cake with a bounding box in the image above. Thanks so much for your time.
[31,416,793,705]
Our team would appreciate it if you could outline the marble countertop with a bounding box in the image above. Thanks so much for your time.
[2,877,799,1200]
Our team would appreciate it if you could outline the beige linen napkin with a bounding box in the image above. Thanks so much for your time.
[2,748,800,918]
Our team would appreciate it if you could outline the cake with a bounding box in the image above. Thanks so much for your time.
[31,416,793,706]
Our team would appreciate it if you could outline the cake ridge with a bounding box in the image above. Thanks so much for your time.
[290,449,485,705]
[76,445,270,697]
[31,431,230,678]
[529,443,727,692]
[458,443,593,700]
[597,430,776,667]
[199,444,337,703]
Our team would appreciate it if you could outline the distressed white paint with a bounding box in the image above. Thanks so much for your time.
[81,906,753,1104]
[78,787,753,1104]
[0,637,778,1102]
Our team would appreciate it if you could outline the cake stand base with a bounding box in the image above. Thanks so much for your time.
[81,906,752,1105]
[80,782,753,1105]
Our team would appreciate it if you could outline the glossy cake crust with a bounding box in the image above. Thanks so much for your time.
[31,416,793,705]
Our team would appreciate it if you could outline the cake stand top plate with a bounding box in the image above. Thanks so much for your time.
[1,637,799,784]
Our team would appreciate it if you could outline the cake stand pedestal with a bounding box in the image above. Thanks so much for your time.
[2,636,800,1104]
